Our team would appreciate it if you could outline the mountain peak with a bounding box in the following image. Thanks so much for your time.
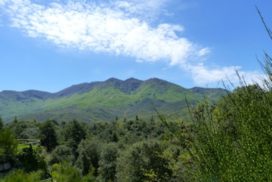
[124,77,142,82]
[105,78,122,83]
[120,78,143,93]
[145,77,167,83]
[144,77,173,86]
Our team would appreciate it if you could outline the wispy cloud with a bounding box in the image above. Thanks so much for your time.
[0,0,264,86]
[114,0,168,20]
[188,64,265,86]
[2,0,205,64]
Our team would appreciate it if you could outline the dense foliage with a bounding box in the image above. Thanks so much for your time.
[0,117,191,181]
[190,85,272,181]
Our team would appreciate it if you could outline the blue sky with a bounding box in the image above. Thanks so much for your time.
[0,0,271,92]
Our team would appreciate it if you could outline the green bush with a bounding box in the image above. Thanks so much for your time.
[49,145,74,165]
[117,140,172,182]
[0,129,17,163]
[0,170,41,182]
[191,85,272,181]
[98,143,119,182]
[17,145,47,173]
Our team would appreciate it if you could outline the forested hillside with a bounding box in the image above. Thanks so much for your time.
[0,78,226,122]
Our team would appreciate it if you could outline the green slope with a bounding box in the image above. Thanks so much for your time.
[0,78,227,122]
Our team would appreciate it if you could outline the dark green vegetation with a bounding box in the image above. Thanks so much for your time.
[0,78,226,122]
[0,118,193,181]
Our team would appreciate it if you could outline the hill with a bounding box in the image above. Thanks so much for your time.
[0,78,227,122]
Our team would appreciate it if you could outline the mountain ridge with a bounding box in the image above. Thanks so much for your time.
[0,78,227,122]
[0,78,226,96]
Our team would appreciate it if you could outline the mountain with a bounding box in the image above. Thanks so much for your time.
[0,78,227,122]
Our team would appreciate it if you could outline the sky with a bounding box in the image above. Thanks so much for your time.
[0,0,271,92]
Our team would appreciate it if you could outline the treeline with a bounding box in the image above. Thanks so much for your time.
[0,116,193,181]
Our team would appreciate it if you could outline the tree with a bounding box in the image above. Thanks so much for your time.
[64,120,86,157]
[10,120,40,139]
[0,129,17,163]
[40,120,58,152]
[76,139,101,176]
[98,143,119,182]
[49,145,74,165]
[51,162,82,182]
[17,145,47,173]
[116,140,172,182]
[51,162,96,182]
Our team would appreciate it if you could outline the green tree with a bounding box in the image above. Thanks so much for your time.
[116,140,172,182]
[0,129,17,163]
[51,162,96,182]
[76,139,101,176]
[49,145,74,165]
[17,145,47,173]
[9,120,40,139]
[51,162,82,182]
[40,120,58,152]
[64,120,86,157]
[98,143,119,182]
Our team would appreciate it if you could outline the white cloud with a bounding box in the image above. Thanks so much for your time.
[198,48,210,57]
[114,0,168,20]
[0,0,264,87]
[2,0,203,65]
[188,64,265,86]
